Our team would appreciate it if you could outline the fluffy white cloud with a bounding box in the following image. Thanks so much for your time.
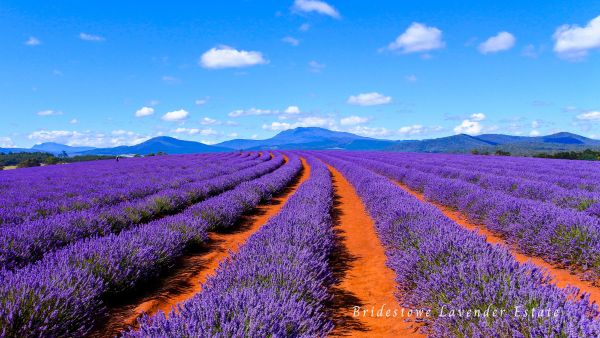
[387,23,445,53]
[161,109,189,122]
[285,106,301,114]
[454,120,483,135]
[347,92,392,106]
[530,129,541,136]
[200,46,267,69]
[262,116,335,131]
[478,32,516,54]
[28,130,150,147]
[405,74,418,82]
[397,125,444,136]
[69,119,78,124]
[135,106,154,117]
[340,116,369,126]
[308,60,326,73]
[282,36,300,46]
[553,15,600,60]
[0,137,15,148]
[470,113,486,121]
[293,0,340,19]
[161,76,180,85]
[299,23,311,31]
[229,108,275,118]
[347,126,392,138]
[577,111,600,121]
[195,98,208,106]
[37,110,62,116]
[79,33,105,42]
[25,37,41,46]
[201,117,220,125]
[174,127,218,136]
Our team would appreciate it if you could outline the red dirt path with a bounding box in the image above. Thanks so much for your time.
[92,156,310,336]
[394,180,600,306]
[327,166,425,337]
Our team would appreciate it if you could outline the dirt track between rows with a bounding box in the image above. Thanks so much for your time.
[327,165,424,338]
[394,180,600,306]
[92,156,311,337]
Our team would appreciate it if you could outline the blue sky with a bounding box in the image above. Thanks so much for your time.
[1,0,600,148]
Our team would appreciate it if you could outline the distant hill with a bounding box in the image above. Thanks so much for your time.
[31,142,96,155]
[217,127,374,150]
[3,129,600,156]
[77,136,230,155]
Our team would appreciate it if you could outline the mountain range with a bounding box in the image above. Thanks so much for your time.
[2,128,600,156]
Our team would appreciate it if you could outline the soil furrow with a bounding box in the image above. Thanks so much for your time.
[327,166,424,337]
[394,180,600,305]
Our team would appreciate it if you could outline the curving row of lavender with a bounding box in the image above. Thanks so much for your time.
[0,153,278,270]
[346,152,600,215]
[0,152,246,225]
[339,152,600,281]
[318,153,600,337]
[0,153,303,337]
[127,155,335,337]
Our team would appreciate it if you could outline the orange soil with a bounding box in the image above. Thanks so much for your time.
[394,181,600,306]
[93,156,310,337]
[327,166,425,338]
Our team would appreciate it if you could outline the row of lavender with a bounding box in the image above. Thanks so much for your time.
[340,152,600,280]
[359,153,600,215]
[0,153,276,270]
[319,153,600,337]
[399,153,600,193]
[0,153,302,337]
[0,152,256,226]
[127,155,335,337]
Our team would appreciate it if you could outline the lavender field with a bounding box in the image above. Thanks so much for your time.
[1,151,599,337]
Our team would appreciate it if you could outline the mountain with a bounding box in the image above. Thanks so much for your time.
[0,147,31,154]
[31,142,96,155]
[217,127,375,150]
[77,136,230,155]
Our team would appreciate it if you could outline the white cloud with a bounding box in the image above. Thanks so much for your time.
[553,15,600,60]
[25,37,41,46]
[28,130,150,147]
[348,126,392,138]
[577,111,600,121]
[0,137,15,148]
[162,109,189,122]
[340,116,369,126]
[262,116,335,131]
[387,23,445,53]
[37,110,62,116]
[201,117,220,125]
[470,113,486,121]
[174,128,218,136]
[397,124,444,136]
[530,129,541,136]
[405,74,418,82]
[195,98,208,106]
[285,106,301,114]
[69,118,78,124]
[563,106,578,113]
[282,36,300,46]
[478,32,516,54]
[454,120,483,135]
[293,0,340,19]
[299,23,311,31]
[347,92,392,106]
[135,106,154,117]
[229,108,275,118]
[200,46,268,69]
[161,76,181,85]
[79,33,105,42]
[308,60,326,73]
